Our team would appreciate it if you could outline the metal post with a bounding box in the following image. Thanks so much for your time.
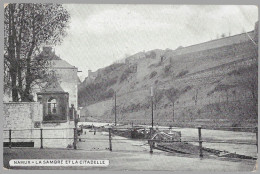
[198,126,203,158]
[109,128,112,151]
[172,102,174,122]
[9,129,11,148]
[72,105,75,124]
[115,92,117,126]
[256,127,258,153]
[151,87,154,128]
[149,127,153,153]
[151,99,154,128]
[73,128,77,149]
[40,128,43,149]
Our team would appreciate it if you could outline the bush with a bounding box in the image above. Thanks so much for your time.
[145,51,156,59]
[164,64,172,74]
[150,71,157,79]
[176,70,189,78]
[119,65,136,83]
[182,85,192,93]
[103,63,124,74]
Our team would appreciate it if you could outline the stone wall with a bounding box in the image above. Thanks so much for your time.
[40,121,74,148]
[3,102,43,145]
[173,31,254,56]
[3,102,74,148]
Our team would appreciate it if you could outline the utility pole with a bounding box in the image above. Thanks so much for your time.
[195,89,198,105]
[115,91,117,126]
[151,87,154,128]
[172,101,174,122]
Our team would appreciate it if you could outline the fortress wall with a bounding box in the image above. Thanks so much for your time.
[174,31,254,56]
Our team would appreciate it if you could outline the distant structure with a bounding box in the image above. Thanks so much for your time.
[88,70,98,80]
[83,69,99,85]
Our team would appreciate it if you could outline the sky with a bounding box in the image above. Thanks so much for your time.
[54,5,258,81]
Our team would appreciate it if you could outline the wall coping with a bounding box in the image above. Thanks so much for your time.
[42,120,68,124]
[4,102,41,104]
[176,30,254,51]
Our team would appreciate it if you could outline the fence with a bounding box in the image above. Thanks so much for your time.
[3,125,258,159]
[3,128,76,149]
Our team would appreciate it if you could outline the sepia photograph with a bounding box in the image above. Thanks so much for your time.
[2,2,259,172]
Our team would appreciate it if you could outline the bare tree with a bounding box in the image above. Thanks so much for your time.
[4,3,70,101]
[236,64,258,116]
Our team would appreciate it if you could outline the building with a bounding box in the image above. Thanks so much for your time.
[34,46,79,111]
[3,46,80,148]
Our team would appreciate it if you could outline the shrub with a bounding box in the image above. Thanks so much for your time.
[164,64,172,74]
[119,65,136,83]
[150,71,157,79]
[176,70,189,78]
[145,51,156,59]
[182,85,192,93]
[120,69,131,82]
[103,63,124,74]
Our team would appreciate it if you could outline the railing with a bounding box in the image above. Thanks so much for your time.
[3,128,77,149]
[3,126,258,159]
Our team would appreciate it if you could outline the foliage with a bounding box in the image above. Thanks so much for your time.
[78,76,118,106]
[207,84,235,96]
[149,71,157,79]
[103,63,124,74]
[163,64,172,75]
[145,51,156,59]
[4,3,70,101]
[235,64,258,115]
[165,86,192,103]
[119,65,136,83]
[176,70,189,78]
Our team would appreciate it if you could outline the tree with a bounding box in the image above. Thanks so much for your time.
[165,86,193,122]
[236,64,258,117]
[165,87,180,122]
[4,3,70,101]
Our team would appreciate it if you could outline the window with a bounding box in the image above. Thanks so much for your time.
[47,98,57,114]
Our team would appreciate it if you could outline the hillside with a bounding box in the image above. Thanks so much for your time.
[78,31,258,128]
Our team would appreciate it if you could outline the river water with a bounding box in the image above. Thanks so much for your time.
[78,122,257,157]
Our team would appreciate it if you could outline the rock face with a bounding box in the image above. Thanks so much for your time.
[78,27,258,128]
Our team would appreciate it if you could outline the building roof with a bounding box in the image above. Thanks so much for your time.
[38,80,66,94]
[35,46,61,60]
[50,59,77,69]
[35,46,77,69]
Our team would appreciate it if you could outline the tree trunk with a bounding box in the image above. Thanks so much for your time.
[24,5,36,101]
[8,4,19,101]
[16,5,25,101]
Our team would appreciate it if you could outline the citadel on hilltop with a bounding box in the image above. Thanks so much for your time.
[79,21,258,128]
